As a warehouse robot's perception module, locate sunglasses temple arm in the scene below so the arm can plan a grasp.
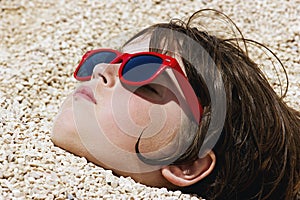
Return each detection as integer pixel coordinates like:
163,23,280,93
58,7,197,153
174,71,203,124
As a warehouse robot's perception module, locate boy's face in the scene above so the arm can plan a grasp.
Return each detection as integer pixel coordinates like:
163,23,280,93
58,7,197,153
51,38,191,187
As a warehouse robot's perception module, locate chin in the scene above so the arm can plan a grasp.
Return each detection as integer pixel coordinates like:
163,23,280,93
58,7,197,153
52,107,77,149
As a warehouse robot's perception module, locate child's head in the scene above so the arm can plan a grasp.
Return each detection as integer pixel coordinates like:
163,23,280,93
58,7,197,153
52,9,300,200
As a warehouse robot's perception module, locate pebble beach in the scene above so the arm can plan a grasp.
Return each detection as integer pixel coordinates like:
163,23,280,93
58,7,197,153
0,0,299,199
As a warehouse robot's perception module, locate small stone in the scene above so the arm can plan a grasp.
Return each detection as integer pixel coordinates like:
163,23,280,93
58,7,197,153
67,193,75,200
3,171,14,179
27,176,35,183
28,78,35,85
12,189,24,198
173,190,182,196
16,83,24,90
111,179,119,188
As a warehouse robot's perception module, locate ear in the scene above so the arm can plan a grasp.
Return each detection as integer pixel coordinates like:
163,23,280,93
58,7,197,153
161,151,216,187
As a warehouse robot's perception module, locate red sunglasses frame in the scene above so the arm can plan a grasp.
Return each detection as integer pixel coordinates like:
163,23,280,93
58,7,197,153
74,49,203,123
111,52,185,86
74,49,122,81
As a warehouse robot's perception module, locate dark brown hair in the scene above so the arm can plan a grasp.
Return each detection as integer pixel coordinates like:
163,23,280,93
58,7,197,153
124,9,300,200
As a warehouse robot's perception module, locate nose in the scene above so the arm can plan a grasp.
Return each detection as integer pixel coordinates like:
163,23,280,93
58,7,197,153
92,63,119,87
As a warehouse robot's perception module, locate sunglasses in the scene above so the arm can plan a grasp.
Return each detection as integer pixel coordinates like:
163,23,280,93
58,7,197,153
74,48,203,123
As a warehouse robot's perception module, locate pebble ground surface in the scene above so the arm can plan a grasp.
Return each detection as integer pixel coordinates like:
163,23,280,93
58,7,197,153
0,0,299,199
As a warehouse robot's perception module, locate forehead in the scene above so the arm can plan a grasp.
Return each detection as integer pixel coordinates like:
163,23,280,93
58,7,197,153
122,34,151,53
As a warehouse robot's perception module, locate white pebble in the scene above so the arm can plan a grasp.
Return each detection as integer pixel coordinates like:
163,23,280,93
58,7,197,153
16,83,24,90
12,189,23,198
27,176,35,183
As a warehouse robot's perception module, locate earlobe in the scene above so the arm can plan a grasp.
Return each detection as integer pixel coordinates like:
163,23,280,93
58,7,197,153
161,151,216,187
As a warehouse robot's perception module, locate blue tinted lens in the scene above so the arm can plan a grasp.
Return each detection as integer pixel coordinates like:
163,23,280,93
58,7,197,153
122,55,163,82
77,51,117,77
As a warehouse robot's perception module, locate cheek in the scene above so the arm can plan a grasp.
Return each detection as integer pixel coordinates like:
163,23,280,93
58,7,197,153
95,92,173,154
127,95,183,154
127,93,183,128
128,94,183,133
128,95,152,127
95,92,139,153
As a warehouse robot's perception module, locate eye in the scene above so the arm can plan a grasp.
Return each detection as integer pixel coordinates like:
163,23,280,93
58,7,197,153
141,84,160,95
134,83,166,103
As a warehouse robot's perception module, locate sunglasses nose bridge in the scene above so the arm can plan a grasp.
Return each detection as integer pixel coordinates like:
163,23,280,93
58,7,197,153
92,63,120,87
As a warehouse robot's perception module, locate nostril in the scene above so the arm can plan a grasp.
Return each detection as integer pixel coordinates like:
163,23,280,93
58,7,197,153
92,64,118,87
100,74,107,84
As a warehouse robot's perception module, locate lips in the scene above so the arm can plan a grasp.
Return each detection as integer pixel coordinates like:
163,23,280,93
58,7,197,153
74,86,97,104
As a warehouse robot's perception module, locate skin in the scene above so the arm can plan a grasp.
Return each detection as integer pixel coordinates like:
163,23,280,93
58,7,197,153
51,39,215,189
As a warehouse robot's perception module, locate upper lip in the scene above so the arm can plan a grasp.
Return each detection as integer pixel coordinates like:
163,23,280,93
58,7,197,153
74,86,97,104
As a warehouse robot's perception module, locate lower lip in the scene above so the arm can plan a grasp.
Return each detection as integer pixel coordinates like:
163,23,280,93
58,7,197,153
74,90,97,104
